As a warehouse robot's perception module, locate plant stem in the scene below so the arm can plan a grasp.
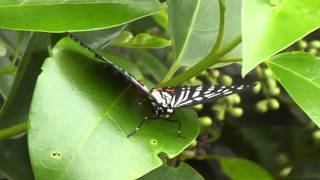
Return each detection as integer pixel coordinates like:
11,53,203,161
219,56,242,63
211,0,226,51
159,61,180,84
0,65,17,75
0,121,28,141
160,0,226,85
160,35,242,87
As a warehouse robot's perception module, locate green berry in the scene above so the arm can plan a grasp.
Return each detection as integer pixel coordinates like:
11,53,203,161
211,70,220,78
252,82,262,94
268,98,280,110
228,107,243,117
256,100,268,113
218,75,233,87
226,94,241,104
263,68,273,78
298,40,308,50
199,116,213,127
190,77,202,86
193,104,203,110
279,167,292,177
216,110,225,121
310,40,320,49
189,139,197,148
267,78,277,88
269,87,281,96
233,94,241,104
312,130,320,141
200,70,209,76
308,48,318,55
181,150,195,159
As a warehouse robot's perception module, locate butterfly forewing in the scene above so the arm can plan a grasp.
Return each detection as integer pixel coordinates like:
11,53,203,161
68,33,154,100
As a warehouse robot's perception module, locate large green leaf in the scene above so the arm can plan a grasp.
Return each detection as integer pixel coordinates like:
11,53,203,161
167,0,219,67
0,0,161,32
267,52,320,127
242,0,320,76
139,163,204,180
29,37,200,180
0,33,49,180
216,156,273,180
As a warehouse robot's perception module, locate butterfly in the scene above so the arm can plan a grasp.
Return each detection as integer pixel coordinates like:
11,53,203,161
68,33,252,138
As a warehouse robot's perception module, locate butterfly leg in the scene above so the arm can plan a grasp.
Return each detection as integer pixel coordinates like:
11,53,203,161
162,119,185,139
127,116,157,138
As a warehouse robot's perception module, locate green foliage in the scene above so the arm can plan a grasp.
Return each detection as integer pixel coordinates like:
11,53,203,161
139,163,204,180
0,0,161,32
268,52,320,126
28,38,200,180
242,0,320,75
0,0,319,179
216,156,273,180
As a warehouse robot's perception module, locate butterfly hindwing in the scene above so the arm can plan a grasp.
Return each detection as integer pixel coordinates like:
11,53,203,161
161,84,251,108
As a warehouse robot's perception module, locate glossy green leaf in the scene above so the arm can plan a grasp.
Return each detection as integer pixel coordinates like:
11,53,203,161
242,0,320,76
132,49,167,82
222,0,242,57
216,156,273,180
139,163,204,180
0,0,161,32
267,52,320,127
111,31,171,48
167,0,219,67
29,37,200,180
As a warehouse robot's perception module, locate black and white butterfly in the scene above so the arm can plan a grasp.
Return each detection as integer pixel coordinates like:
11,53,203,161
68,33,252,138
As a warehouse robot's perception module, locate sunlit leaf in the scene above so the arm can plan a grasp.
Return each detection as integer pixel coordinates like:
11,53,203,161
242,0,320,76
267,52,320,127
0,0,161,32
167,0,219,67
29,37,200,179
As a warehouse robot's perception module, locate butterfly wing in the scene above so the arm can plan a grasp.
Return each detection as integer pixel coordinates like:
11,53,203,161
164,84,252,108
68,33,154,99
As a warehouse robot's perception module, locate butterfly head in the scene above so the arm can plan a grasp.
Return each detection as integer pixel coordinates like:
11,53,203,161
155,106,174,119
